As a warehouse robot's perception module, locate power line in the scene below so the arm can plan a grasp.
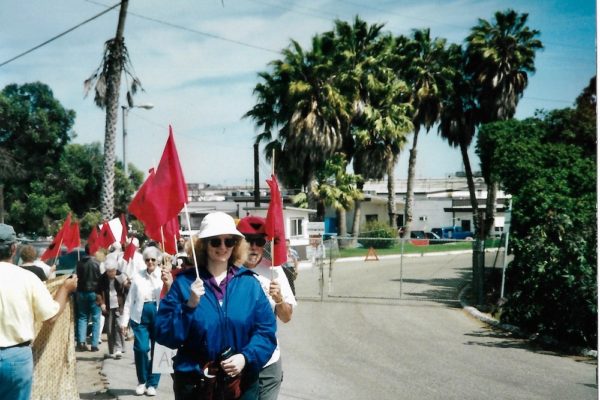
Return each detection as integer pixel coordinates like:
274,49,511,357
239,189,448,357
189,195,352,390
0,2,120,68
86,0,281,55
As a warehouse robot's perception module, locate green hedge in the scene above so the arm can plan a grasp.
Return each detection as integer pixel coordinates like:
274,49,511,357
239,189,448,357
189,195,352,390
357,221,397,249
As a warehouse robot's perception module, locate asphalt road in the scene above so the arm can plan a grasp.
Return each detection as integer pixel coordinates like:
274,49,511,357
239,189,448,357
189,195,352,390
279,253,596,400
99,252,597,399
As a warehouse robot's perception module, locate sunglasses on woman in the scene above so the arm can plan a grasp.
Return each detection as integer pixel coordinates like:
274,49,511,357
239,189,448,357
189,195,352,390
245,237,266,247
206,237,238,248
144,258,157,263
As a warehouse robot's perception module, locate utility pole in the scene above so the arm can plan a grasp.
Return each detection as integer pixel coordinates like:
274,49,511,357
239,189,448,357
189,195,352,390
122,105,129,176
0,184,4,223
253,143,260,207
99,0,129,220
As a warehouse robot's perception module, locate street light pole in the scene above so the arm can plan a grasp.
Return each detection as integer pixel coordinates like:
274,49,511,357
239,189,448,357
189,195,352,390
121,103,154,177
121,105,129,176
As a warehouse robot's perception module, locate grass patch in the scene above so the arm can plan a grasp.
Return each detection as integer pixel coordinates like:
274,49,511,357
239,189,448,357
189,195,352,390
338,241,473,258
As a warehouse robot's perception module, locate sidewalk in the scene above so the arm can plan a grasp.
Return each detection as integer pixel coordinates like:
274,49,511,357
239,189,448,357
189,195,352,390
76,334,174,399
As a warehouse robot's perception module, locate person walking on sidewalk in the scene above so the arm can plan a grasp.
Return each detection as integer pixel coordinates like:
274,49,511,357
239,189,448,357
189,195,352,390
237,216,297,400
120,246,164,396
0,223,78,400
75,244,102,352
96,257,126,359
155,211,277,400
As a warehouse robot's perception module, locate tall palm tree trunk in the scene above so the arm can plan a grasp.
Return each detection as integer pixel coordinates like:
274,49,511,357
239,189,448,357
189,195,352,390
460,139,485,304
387,163,396,227
337,208,348,248
100,0,129,220
403,130,419,237
460,141,482,236
351,182,364,247
484,181,498,237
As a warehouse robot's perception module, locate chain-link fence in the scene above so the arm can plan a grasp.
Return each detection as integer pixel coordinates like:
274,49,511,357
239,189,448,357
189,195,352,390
293,236,507,303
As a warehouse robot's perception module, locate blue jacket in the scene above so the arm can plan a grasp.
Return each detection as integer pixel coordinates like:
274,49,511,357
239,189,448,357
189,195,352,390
155,266,277,374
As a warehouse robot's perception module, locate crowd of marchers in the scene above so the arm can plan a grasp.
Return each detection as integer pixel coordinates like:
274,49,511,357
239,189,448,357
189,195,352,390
0,212,300,400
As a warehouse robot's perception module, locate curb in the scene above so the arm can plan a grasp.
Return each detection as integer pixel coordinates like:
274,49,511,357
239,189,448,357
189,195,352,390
458,284,597,358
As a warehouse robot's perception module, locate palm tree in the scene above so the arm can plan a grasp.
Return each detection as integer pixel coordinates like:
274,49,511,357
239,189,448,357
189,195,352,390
83,0,143,220
328,18,411,235
245,34,350,191
351,68,412,227
245,17,412,239
438,44,481,233
465,9,543,236
393,29,454,238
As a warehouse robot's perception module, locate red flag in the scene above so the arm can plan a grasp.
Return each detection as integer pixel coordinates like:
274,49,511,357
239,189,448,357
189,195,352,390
98,221,116,250
64,221,81,252
128,168,158,228
145,216,180,254
123,240,138,263
120,214,128,245
264,174,286,265
145,126,188,227
41,213,72,261
87,226,100,255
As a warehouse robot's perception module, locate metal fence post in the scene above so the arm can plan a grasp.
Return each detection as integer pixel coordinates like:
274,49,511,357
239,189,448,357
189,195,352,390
399,237,405,299
472,239,485,305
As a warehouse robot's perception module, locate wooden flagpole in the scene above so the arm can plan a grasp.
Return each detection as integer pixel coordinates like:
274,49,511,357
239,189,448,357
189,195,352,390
270,149,275,280
51,236,65,270
183,203,200,279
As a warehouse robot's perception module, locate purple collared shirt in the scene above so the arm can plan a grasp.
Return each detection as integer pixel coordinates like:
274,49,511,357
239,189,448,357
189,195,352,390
206,266,239,301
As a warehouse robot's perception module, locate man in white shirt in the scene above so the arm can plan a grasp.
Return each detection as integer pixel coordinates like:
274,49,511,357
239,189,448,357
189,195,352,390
0,223,77,400
237,216,297,400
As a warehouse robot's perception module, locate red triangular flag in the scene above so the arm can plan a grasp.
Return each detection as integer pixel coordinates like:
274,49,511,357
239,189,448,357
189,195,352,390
145,126,188,227
98,221,116,250
87,226,100,255
145,216,180,255
64,221,81,252
265,174,287,266
128,168,160,231
41,213,72,261
120,214,128,245
123,240,138,263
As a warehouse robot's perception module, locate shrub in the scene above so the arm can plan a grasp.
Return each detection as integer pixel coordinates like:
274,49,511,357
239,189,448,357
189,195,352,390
358,221,397,249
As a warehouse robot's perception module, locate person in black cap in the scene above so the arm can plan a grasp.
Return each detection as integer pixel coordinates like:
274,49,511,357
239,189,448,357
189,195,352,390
237,215,297,400
0,223,77,400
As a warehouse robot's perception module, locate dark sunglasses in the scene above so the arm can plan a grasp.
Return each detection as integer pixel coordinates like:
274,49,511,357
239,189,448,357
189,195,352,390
207,237,238,248
144,258,157,262
245,237,266,247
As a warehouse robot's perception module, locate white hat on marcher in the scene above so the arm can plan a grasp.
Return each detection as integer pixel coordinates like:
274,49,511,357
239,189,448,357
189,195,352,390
197,212,243,239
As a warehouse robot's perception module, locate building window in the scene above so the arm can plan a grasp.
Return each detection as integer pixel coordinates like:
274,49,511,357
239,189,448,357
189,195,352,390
290,218,303,237
366,214,378,223
461,220,471,231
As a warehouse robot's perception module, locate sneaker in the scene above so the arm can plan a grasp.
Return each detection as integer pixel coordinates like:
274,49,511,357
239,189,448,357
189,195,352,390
90,346,99,352
76,343,88,352
114,351,122,359
135,384,146,395
145,386,156,396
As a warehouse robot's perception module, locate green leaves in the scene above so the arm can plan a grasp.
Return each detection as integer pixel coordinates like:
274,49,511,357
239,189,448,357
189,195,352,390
1,82,142,236
479,84,597,348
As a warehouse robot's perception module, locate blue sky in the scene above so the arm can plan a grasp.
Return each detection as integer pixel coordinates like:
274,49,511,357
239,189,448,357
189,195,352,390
0,0,596,187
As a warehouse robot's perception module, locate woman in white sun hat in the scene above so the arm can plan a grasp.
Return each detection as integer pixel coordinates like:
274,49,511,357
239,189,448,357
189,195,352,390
155,211,277,400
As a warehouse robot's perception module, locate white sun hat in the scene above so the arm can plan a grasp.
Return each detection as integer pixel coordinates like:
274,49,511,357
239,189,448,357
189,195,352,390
197,212,244,239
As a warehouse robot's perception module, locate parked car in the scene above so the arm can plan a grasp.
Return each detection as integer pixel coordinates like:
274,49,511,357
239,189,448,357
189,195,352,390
431,226,474,240
15,241,84,276
425,232,445,244
409,230,426,239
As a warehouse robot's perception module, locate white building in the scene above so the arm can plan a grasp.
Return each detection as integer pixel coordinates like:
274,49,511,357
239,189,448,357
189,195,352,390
361,176,510,235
